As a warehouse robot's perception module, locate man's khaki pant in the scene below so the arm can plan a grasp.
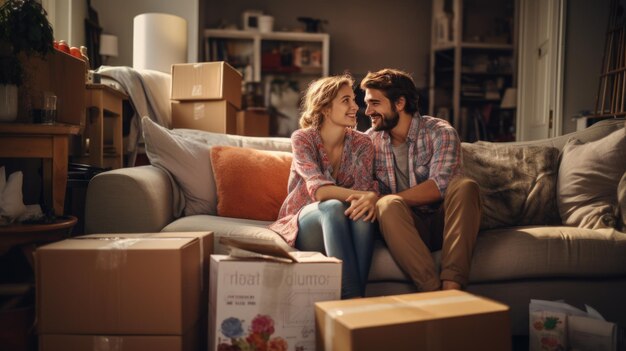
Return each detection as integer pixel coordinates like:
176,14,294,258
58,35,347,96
375,176,481,291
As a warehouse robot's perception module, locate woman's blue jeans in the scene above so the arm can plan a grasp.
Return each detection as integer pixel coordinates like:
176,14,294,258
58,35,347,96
296,199,376,299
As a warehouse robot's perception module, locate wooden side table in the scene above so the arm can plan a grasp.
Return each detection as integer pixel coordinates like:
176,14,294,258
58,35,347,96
0,123,80,216
0,216,77,351
78,84,127,169
0,216,77,264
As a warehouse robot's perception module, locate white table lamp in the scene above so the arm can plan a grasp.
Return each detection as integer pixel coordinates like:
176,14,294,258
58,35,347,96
133,13,187,73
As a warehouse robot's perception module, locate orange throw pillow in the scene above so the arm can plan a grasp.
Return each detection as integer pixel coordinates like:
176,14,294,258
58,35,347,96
211,145,292,221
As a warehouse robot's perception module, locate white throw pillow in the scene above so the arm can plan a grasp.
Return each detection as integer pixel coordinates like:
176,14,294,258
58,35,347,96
141,117,292,216
142,117,215,216
557,126,626,229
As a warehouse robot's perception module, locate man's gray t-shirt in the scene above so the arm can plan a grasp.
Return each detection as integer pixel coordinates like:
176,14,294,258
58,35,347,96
392,142,410,192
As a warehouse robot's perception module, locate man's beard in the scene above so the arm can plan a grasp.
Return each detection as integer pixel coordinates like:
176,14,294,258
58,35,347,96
372,107,400,131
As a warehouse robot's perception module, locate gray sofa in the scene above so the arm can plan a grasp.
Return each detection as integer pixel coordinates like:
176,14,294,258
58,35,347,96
84,118,626,336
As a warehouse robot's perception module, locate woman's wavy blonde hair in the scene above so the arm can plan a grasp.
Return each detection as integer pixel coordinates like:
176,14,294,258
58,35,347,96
299,74,355,129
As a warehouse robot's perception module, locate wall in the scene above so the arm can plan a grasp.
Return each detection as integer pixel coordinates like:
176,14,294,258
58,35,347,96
204,0,432,88
561,0,610,134
91,0,199,67
41,0,87,49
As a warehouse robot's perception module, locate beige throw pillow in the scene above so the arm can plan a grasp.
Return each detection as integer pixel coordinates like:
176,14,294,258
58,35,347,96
557,126,626,229
462,143,561,230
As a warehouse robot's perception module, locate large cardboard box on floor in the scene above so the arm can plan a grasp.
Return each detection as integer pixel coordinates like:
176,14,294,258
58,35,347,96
315,290,511,351
39,323,199,351
171,100,237,134
36,232,213,335
209,237,342,351
171,61,242,108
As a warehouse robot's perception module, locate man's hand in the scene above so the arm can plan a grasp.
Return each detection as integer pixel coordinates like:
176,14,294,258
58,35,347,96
345,192,378,222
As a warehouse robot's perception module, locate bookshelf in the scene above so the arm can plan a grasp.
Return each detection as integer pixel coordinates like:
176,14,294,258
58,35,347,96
204,29,329,82
429,0,517,142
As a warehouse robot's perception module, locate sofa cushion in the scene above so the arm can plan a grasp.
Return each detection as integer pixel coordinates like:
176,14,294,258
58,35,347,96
557,125,626,229
462,143,561,229
161,215,293,255
211,146,292,221
469,226,626,283
141,117,292,216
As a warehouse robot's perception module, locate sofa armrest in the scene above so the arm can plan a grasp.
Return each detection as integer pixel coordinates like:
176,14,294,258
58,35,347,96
85,166,177,234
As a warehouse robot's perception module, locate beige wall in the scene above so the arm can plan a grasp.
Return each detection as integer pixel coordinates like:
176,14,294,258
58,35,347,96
204,0,433,88
561,0,611,134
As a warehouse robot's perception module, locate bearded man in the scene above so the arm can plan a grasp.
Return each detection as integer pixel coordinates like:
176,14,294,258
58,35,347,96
355,68,482,291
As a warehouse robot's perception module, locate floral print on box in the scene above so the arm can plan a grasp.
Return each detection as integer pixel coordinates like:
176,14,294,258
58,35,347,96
219,314,288,351
530,312,566,351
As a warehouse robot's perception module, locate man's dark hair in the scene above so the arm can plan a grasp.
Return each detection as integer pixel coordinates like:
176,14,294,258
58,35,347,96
360,68,420,115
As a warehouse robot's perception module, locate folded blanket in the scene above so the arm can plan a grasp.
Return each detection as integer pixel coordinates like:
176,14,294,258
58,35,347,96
96,66,172,166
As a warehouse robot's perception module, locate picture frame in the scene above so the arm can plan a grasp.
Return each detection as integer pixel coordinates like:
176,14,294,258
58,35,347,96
242,10,263,31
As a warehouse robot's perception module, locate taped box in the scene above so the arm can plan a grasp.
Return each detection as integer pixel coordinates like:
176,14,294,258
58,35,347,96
171,61,242,108
171,100,237,134
315,290,511,351
209,237,342,351
39,322,199,351
529,299,620,351
36,232,213,336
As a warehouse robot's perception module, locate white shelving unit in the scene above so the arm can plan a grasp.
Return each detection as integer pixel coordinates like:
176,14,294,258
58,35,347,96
203,29,329,82
203,29,330,137
429,0,517,142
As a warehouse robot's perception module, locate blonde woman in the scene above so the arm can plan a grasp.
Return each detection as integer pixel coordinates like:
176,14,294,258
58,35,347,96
269,74,379,299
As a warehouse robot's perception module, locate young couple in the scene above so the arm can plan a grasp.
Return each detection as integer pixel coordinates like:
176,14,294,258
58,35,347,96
269,69,481,299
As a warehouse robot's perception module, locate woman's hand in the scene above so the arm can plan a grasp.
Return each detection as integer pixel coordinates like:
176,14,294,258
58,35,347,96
345,191,378,222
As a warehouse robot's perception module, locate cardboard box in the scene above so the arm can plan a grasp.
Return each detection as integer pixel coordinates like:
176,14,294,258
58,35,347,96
209,238,342,351
237,109,270,137
315,290,511,351
171,61,242,108
18,50,86,126
171,100,237,134
36,232,213,335
529,299,619,351
39,324,198,351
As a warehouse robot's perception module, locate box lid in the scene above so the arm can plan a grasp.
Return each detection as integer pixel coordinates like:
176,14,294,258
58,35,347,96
317,290,509,328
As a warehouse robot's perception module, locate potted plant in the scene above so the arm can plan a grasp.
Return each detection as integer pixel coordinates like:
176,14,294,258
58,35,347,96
0,0,53,121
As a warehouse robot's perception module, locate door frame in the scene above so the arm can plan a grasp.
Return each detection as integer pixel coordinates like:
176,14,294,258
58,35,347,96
517,0,566,140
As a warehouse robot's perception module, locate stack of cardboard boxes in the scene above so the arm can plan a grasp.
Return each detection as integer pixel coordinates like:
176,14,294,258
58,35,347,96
170,62,270,137
35,231,514,351
36,232,213,351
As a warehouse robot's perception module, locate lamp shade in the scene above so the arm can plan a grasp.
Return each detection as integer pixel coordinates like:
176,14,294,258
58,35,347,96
100,34,118,57
133,13,187,73
500,88,517,109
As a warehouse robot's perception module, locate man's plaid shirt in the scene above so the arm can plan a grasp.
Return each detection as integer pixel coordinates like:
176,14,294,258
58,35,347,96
366,114,463,209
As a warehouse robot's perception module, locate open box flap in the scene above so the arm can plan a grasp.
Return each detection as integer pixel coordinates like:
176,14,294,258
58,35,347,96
219,237,340,263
